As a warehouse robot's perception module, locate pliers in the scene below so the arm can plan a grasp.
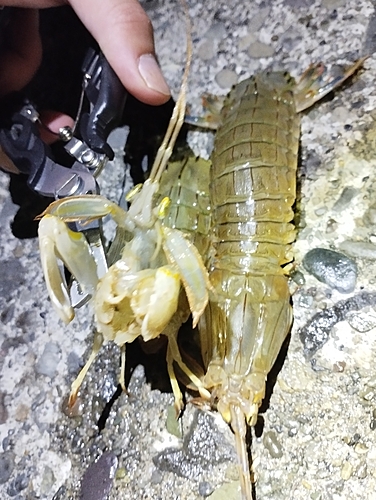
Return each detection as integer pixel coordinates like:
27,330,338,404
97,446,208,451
0,48,127,306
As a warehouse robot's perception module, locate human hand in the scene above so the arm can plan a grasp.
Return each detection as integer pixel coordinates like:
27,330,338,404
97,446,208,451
0,0,171,172
0,0,171,104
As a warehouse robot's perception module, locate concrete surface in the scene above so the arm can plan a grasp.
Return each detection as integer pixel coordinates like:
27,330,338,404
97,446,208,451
1,0,376,499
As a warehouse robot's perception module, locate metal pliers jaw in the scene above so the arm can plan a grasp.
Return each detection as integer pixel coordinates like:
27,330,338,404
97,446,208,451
0,48,127,307
0,103,98,198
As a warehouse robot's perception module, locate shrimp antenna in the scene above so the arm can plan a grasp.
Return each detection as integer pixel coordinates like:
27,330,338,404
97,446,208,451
149,0,192,184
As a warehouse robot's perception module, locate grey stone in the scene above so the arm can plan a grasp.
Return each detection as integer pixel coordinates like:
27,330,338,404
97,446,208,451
248,41,275,58
332,187,358,212
0,260,26,298
80,452,118,500
302,248,357,293
199,480,214,497
215,69,238,89
204,23,227,40
0,393,8,424
6,473,28,496
198,39,216,61
339,240,376,260
0,452,15,484
35,342,62,378
263,431,283,459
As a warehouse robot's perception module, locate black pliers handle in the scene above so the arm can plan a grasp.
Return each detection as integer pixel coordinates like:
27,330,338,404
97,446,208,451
0,48,127,198
78,48,127,161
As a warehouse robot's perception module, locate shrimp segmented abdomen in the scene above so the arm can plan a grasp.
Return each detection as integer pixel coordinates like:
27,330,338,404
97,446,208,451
198,72,300,499
202,72,299,403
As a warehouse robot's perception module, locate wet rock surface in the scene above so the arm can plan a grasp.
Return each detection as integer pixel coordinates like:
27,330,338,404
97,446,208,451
80,452,118,500
1,1,376,500
299,292,376,357
153,411,236,479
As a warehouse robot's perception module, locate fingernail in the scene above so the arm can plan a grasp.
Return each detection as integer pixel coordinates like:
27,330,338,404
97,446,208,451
138,54,171,96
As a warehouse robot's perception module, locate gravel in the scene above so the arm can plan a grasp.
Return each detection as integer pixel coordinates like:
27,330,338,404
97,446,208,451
1,1,376,499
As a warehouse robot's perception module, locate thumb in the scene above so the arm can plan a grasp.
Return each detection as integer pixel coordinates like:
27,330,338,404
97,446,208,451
69,0,171,106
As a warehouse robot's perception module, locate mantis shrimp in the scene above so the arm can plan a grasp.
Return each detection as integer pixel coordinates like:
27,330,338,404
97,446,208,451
190,58,367,499
36,12,366,496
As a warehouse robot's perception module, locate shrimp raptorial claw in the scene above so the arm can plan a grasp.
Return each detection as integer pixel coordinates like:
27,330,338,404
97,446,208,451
38,213,98,324
38,188,211,409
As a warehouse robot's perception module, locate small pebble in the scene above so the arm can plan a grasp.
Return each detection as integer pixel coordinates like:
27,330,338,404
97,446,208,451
290,270,305,286
115,467,127,480
326,218,338,234
80,452,118,500
333,361,346,372
127,364,146,394
357,463,368,479
35,342,62,378
363,205,376,226
198,40,216,61
205,23,227,40
347,311,376,333
31,391,46,411
0,452,15,484
150,469,162,485
204,480,240,499
198,480,214,497
166,405,182,438
0,304,15,325
299,293,313,308
247,7,271,31
225,464,239,481
40,466,55,496
215,69,238,89
314,206,327,217
14,404,29,422
302,248,357,293
360,386,376,401
367,378,376,390
52,485,67,499
288,427,298,437
263,431,283,458
354,443,369,454
332,187,358,212
248,41,275,58
0,393,8,424
238,33,256,51
339,240,376,260
364,10,376,55
67,351,83,375
340,460,353,480
7,473,29,495
322,0,347,8
301,480,312,490
284,0,311,7
310,492,322,500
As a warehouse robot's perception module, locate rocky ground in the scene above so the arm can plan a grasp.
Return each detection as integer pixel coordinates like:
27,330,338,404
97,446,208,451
1,0,376,499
